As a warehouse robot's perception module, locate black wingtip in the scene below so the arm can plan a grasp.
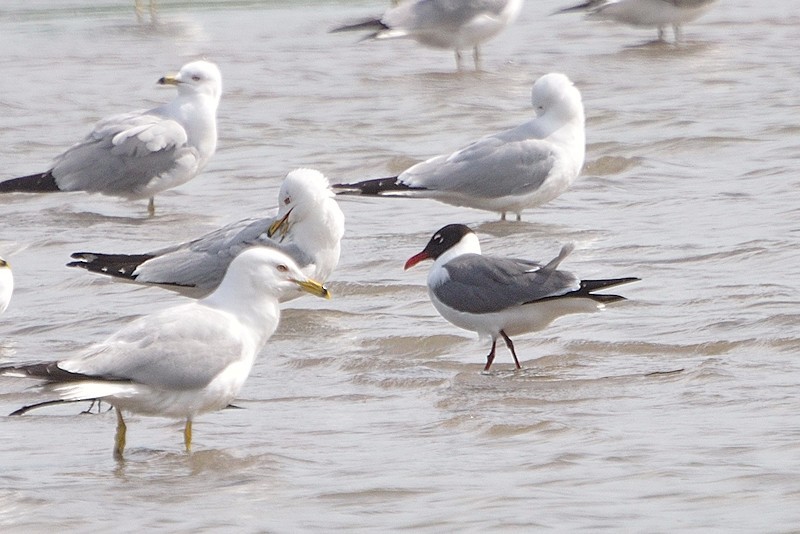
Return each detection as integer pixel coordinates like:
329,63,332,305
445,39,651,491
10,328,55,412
551,1,597,15
66,252,155,280
332,176,424,196
0,171,61,193
579,277,640,303
330,18,388,34
10,399,69,416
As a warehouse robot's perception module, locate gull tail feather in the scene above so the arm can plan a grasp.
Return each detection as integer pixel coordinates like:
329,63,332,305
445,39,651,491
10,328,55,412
0,171,61,193
332,176,425,196
543,243,576,271
67,252,155,281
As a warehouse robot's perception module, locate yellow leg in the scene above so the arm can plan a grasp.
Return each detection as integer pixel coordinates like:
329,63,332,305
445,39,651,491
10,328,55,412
114,408,127,460
147,197,155,217
184,419,192,453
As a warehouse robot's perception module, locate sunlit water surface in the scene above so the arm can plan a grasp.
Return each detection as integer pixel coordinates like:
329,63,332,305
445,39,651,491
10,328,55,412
1,0,798,531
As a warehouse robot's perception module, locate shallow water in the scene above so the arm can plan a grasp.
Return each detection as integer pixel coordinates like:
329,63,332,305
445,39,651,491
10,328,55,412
1,0,799,531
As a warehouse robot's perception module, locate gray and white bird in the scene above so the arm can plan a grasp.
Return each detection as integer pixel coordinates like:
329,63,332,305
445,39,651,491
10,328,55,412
554,0,718,42
68,168,345,299
404,224,638,371
0,257,12,314
331,0,524,70
0,60,222,215
334,73,585,221
1,247,330,459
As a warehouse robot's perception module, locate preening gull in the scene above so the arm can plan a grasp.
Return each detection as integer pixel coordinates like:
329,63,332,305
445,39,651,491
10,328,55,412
68,168,345,299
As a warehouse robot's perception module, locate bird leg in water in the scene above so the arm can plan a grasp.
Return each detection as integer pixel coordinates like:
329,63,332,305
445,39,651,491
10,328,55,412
500,330,521,370
114,408,127,460
484,338,498,372
184,419,192,452
148,197,155,217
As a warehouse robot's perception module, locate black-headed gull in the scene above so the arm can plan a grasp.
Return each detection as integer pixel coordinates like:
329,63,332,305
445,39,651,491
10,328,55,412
405,224,638,371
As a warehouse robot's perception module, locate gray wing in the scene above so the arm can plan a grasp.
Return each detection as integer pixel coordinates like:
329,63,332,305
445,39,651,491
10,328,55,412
387,0,512,30
399,132,557,199
59,303,245,390
668,0,716,7
432,254,580,314
135,216,278,289
51,109,199,198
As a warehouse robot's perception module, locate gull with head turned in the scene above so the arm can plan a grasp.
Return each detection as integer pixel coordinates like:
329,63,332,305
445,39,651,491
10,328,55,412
68,168,345,300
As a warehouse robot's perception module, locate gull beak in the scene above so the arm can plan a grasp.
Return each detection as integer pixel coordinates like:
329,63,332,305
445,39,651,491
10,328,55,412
404,250,429,270
158,73,180,86
294,277,331,299
267,208,293,239
0,259,8,268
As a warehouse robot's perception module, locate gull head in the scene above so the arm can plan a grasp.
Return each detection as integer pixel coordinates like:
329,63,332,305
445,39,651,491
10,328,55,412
0,256,13,314
530,73,583,122
269,168,343,242
158,60,222,104
213,247,330,303
405,224,481,270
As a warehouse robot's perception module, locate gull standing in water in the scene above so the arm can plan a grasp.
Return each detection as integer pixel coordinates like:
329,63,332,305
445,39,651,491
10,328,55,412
334,73,585,221
404,224,638,371
0,60,222,215
554,0,718,42
0,257,12,314
1,248,330,459
331,0,524,69
68,169,345,299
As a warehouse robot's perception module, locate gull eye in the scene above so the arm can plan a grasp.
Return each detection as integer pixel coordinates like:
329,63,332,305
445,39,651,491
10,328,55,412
277,264,288,273
283,196,291,205
192,75,201,82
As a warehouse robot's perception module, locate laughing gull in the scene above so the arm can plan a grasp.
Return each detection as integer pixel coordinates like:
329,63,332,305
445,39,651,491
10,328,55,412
0,60,221,215
0,257,12,314
554,0,718,42
333,73,585,221
404,224,639,371
331,0,524,69
68,168,345,300
1,248,330,459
